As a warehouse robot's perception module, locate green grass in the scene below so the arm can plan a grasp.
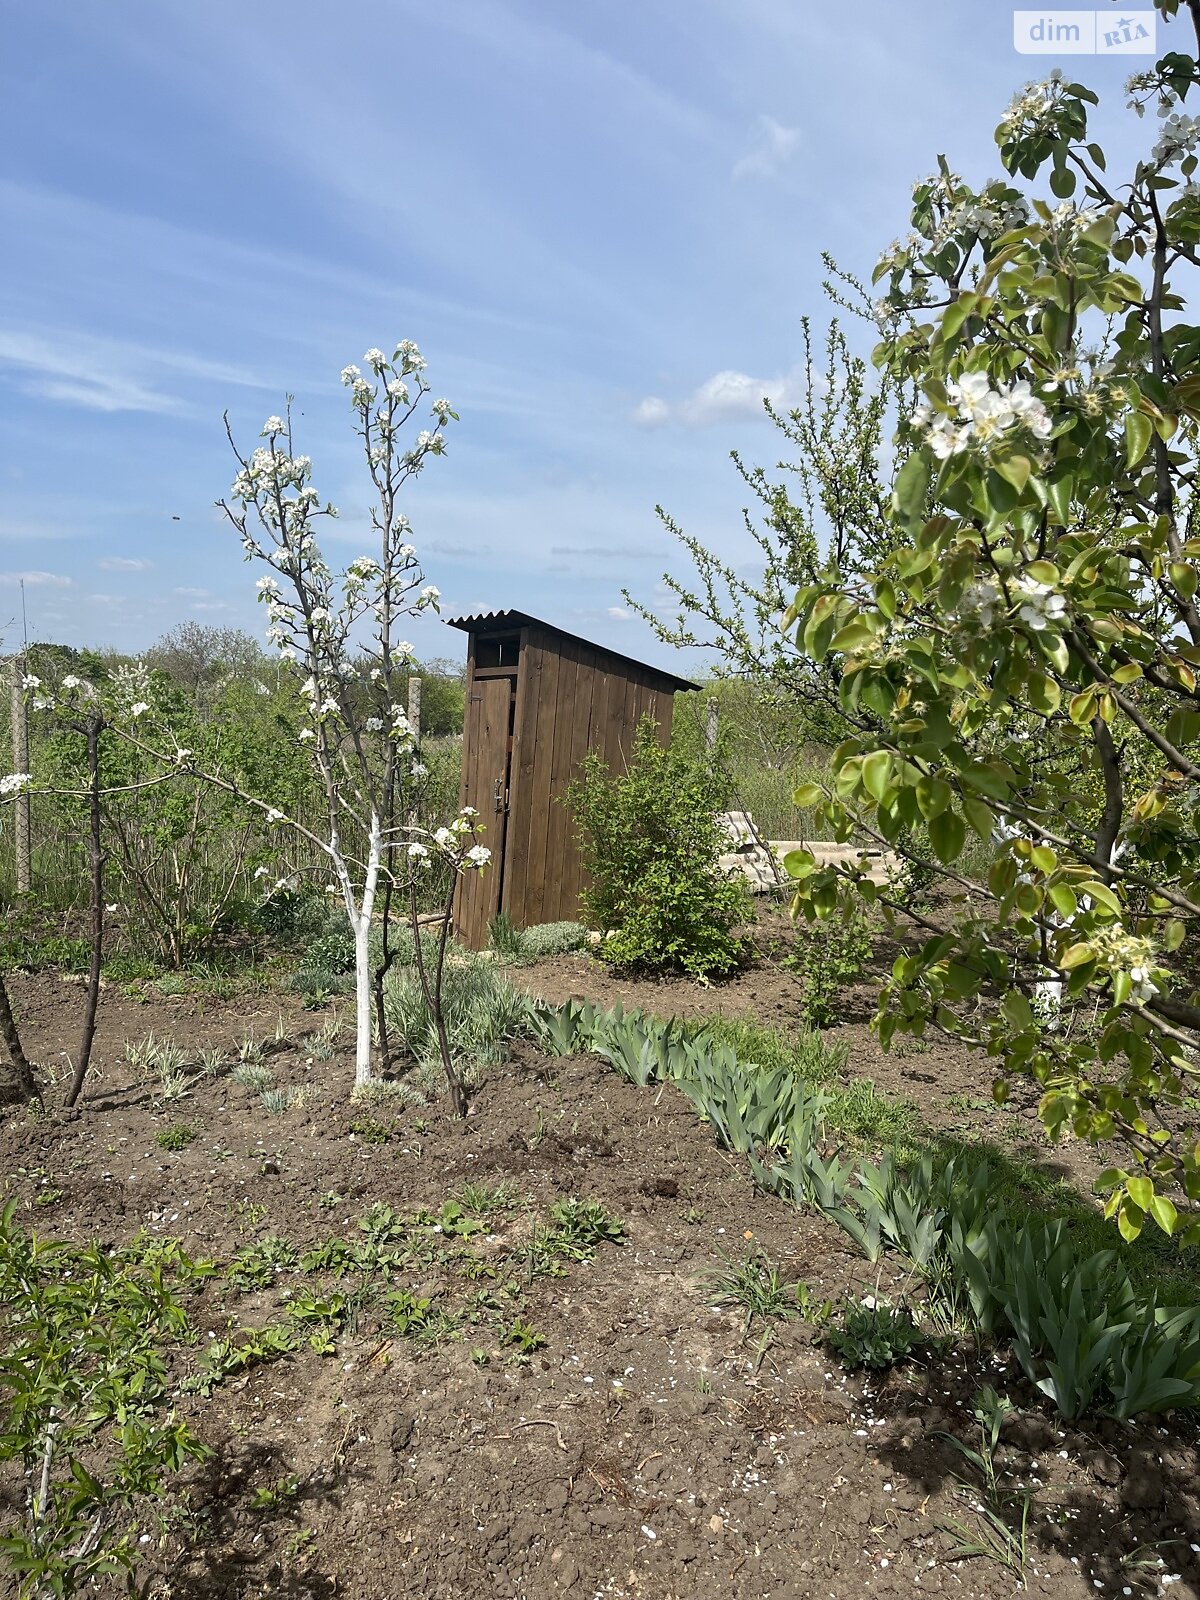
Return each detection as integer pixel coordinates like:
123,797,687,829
679,1015,848,1085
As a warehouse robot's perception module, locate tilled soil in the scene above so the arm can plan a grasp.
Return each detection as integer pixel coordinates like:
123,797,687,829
0,975,1198,1599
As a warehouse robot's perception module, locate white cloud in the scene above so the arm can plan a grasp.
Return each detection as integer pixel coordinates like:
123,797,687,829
173,586,209,597
99,556,154,572
732,115,800,181
607,605,631,620
0,570,74,587
633,396,670,427
635,368,796,428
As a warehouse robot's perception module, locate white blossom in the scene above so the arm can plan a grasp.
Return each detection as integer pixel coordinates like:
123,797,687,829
262,416,285,435
265,807,285,824
130,701,151,719
0,773,31,796
466,844,491,867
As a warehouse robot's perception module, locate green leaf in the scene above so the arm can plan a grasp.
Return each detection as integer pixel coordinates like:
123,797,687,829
1125,411,1153,467
862,750,893,804
793,783,824,809
892,451,931,529
1150,1194,1179,1236
995,454,1032,493
928,807,966,864
1126,1175,1154,1212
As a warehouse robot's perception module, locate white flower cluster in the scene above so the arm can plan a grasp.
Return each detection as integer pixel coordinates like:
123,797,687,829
1087,926,1160,1005
1046,201,1101,237
407,807,489,872
913,373,1052,460
998,71,1064,139
0,773,31,796
956,572,1067,634
1153,111,1200,167
231,446,317,504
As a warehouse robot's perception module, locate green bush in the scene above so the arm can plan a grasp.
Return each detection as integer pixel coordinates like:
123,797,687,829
566,718,750,980
782,906,873,1027
488,915,587,963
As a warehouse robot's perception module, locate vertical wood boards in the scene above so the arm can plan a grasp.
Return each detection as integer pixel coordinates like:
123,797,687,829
454,620,690,942
453,673,512,948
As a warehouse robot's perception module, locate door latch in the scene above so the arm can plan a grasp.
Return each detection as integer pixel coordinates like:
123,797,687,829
493,777,506,813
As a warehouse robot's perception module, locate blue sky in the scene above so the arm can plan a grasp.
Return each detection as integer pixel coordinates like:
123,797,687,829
0,0,1172,672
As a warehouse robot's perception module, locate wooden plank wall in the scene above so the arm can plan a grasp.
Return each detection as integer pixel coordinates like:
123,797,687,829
502,625,680,930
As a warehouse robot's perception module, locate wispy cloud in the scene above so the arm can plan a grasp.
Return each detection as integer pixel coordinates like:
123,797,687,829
732,115,800,181
99,556,154,572
0,570,74,587
634,367,797,427
0,327,264,415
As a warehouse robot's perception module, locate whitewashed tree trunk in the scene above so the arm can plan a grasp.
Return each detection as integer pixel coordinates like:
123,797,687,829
333,812,382,1090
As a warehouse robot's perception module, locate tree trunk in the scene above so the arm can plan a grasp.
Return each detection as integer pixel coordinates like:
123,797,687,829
65,712,104,1109
351,813,382,1090
0,970,39,1108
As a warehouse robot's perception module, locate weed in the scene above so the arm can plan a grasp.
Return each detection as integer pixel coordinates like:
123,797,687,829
938,1387,1032,1581
155,1120,201,1152
261,1086,306,1114
387,1288,458,1342
707,1247,812,1330
456,1182,515,1216
225,1236,299,1292
251,1474,301,1513
826,1295,921,1370
232,1062,273,1092
348,1114,399,1144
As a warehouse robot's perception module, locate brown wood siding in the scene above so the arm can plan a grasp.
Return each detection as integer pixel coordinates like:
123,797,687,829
456,619,690,940
453,672,511,948
502,627,540,929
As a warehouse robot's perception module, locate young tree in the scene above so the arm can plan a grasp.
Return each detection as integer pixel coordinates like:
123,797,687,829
207,342,488,1101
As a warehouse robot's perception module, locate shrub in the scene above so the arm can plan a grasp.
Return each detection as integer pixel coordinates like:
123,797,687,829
782,907,873,1028
488,915,587,963
566,718,750,980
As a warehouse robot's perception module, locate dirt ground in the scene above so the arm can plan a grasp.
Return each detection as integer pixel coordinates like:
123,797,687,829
1,969,1199,1600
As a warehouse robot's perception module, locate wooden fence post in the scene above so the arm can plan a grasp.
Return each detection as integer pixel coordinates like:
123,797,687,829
705,695,719,752
407,675,422,738
10,657,30,894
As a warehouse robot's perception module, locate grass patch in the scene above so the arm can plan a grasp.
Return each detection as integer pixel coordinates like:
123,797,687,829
679,1016,848,1086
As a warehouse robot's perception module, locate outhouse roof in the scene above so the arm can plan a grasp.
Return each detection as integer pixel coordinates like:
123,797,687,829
444,609,700,694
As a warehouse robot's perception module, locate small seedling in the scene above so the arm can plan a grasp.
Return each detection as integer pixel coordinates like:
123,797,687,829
232,1062,273,1092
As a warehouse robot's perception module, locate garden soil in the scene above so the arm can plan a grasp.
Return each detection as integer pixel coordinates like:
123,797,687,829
1,972,1198,1600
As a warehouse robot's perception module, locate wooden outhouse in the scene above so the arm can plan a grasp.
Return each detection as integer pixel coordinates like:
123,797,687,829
446,610,698,949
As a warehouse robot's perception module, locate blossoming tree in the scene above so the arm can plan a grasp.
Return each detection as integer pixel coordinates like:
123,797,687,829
203,343,489,1105
782,5,1200,1242
638,2,1200,1242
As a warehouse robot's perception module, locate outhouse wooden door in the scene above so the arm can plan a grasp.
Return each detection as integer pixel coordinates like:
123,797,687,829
455,674,512,939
